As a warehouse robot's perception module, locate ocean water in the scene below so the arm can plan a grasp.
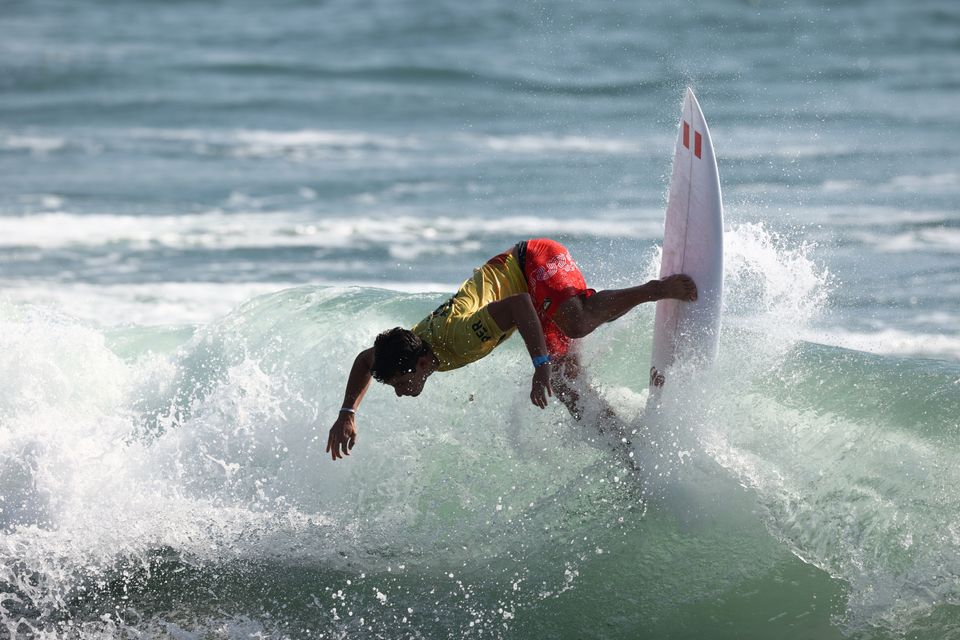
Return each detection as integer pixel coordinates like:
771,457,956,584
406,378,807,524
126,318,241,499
1,0,959,637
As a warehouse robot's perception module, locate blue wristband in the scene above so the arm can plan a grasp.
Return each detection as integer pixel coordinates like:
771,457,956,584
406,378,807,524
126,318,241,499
532,354,551,368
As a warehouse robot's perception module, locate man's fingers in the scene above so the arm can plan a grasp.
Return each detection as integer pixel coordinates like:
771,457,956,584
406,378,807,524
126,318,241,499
531,381,553,408
329,430,342,461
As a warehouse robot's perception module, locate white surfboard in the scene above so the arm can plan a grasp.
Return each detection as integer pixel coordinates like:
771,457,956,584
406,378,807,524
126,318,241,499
649,88,724,390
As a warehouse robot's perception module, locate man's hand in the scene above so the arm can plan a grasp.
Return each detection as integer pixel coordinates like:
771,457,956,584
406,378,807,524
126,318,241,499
531,363,553,408
326,412,357,461
659,274,697,302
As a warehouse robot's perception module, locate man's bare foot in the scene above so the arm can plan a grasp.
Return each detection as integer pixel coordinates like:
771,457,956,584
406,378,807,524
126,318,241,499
660,274,697,301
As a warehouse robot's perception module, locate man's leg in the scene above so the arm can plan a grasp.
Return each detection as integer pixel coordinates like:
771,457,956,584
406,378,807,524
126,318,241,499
553,274,697,340
552,351,625,431
552,351,638,465
551,352,585,419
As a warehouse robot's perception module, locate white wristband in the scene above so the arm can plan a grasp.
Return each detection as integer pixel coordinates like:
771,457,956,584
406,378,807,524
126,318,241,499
339,407,356,414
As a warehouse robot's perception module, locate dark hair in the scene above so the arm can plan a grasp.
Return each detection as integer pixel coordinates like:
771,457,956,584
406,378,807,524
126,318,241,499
370,328,431,383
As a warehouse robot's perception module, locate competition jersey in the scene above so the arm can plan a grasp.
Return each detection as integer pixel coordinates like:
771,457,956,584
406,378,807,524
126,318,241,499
411,251,527,371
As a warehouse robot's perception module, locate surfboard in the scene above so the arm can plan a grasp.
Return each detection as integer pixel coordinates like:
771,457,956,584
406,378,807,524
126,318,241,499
649,87,724,390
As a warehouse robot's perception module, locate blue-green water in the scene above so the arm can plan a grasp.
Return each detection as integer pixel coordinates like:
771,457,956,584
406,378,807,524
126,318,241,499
1,0,959,637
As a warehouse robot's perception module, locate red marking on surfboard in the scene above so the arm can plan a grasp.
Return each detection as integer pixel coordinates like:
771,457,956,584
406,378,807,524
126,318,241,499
694,131,702,158
682,121,690,148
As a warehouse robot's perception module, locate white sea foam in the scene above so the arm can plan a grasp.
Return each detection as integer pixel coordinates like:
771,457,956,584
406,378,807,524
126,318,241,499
4,126,660,163
15,193,65,210
468,133,636,155
232,129,421,150
833,207,952,226
807,327,960,361
0,133,68,155
819,179,861,193
0,304,339,635
723,222,830,337
856,227,960,253
141,127,650,157
125,127,421,151
818,173,959,196
754,204,954,228
881,172,960,193
0,211,662,251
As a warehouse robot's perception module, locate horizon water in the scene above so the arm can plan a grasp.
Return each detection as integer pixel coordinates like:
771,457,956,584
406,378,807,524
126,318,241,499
2,0,960,638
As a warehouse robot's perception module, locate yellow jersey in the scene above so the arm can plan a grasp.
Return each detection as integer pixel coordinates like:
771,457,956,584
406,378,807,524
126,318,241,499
411,251,527,371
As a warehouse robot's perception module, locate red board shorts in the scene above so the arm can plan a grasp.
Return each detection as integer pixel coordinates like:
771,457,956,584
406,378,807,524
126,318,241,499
517,238,595,357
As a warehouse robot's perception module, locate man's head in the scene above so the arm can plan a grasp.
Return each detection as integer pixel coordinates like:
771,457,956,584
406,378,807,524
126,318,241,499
371,328,435,397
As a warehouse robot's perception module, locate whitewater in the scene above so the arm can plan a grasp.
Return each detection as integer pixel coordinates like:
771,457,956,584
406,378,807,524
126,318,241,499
0,223,957,637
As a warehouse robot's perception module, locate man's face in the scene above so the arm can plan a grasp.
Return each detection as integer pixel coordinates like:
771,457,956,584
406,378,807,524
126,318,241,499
386,356,431,397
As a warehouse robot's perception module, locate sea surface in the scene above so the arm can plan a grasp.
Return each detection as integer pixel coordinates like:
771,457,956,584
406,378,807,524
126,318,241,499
1,0,959,637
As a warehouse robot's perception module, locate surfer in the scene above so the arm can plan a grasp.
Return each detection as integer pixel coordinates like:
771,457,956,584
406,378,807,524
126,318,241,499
327,238,696,460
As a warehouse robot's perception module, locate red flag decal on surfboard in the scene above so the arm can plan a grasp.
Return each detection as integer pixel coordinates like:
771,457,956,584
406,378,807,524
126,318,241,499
682,121,703,159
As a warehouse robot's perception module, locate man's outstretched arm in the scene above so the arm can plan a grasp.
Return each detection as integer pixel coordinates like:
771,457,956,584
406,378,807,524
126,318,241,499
487,293,553,409
326,347,373,461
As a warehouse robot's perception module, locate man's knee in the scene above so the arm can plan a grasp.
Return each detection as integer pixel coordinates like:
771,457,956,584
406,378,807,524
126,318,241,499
562,320,591,339
554,299,591,339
